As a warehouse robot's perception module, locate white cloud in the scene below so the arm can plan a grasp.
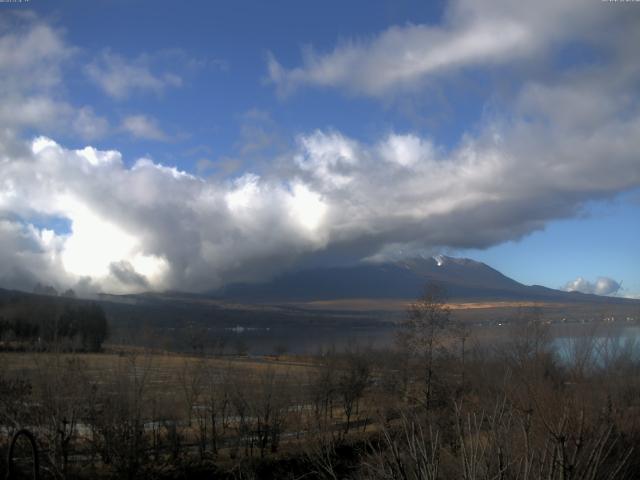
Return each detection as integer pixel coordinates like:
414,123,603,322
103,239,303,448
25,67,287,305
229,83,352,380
564,277,621,296
0,16,72,90
0,4,639,294
73,106,110,141
1,64,639,294
0,219,68,292
2,13,640,293
379,134,435,167
86,50,182,99
0,132,334,293
122,114,169,141
0,16,109,141
268,0,603,97
0,96,109,141
294,131,359,189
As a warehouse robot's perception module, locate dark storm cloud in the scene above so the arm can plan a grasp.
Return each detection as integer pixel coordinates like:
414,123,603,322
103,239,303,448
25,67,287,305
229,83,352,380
109,261,150,288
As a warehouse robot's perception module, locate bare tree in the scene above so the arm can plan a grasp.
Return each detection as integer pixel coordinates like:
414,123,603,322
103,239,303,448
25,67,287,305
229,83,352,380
398,283,451,410
30,354,92,479
251,368,290,456
337,353,370,434
308,356,338,435
177,357,205,427
451,321,471,398
90,352,153,479
303,433,341,480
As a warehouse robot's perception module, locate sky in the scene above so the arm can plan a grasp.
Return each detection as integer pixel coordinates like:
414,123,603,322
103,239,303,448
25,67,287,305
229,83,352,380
0,0,638,297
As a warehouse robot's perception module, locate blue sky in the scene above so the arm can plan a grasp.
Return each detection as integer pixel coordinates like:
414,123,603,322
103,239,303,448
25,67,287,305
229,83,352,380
0,0,638,296
462,190,640,296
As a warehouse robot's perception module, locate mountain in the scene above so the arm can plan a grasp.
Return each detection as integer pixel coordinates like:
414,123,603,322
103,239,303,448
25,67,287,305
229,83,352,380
215,256,636,305
3,257,637,348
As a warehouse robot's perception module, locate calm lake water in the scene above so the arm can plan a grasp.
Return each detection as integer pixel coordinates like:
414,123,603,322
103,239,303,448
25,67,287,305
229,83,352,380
119,322,640,357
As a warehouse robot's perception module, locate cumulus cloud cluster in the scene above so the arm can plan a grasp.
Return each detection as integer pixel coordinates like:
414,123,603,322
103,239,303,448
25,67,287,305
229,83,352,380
0,132,333,293
563,277,621,297
2,88,639,293
0,4,639,294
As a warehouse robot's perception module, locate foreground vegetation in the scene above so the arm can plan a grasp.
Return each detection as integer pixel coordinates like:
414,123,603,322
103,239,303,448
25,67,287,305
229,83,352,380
2,294,640,479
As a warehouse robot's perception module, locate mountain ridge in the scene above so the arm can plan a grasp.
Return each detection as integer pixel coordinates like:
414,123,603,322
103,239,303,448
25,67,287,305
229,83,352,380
2,256,636,308
212,255,637,305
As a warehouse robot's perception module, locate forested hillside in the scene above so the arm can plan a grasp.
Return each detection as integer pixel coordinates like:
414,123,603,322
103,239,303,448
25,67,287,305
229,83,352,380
0,288,108,351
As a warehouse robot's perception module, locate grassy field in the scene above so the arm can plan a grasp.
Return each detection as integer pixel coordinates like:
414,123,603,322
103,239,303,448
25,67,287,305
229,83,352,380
2,347,314,366
3,324,640,479
289,298,640,323
294,298,551,312
0,348,365,409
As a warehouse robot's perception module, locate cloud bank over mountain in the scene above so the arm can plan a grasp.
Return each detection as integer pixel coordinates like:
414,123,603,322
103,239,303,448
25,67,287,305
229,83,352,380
2,104,638,293
0,4,639,294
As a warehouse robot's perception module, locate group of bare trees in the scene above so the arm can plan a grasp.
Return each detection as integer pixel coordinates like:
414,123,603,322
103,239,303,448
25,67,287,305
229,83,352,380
2,285,640,479
357,285,640,480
